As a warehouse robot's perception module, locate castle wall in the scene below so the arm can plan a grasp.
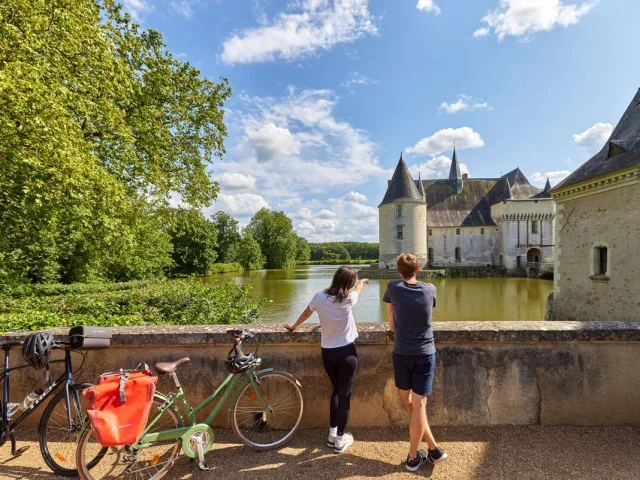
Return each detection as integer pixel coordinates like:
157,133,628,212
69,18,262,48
550,182,640,321
378,201,427,268
427,226,495,266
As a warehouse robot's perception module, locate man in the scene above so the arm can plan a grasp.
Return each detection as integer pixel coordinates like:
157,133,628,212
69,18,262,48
383,253,447,472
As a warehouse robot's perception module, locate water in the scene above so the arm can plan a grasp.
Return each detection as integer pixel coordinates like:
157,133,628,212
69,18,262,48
206,265,553,323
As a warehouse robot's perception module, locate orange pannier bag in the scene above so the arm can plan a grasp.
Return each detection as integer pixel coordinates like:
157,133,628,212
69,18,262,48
82,368,157,447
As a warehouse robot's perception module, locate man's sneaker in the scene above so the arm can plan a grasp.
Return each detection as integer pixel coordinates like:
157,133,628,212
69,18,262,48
427,446,448,464
406,449,428,472
333,433,354,454
327,434,335,448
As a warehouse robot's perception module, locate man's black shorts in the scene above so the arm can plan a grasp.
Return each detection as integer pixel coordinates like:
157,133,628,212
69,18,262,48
392,352,436,396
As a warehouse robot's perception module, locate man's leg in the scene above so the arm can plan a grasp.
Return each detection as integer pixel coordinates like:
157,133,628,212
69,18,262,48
409,393,427,458
398,389,436,449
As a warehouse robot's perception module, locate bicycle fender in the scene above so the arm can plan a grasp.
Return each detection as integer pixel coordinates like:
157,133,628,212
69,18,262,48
226,368,274,423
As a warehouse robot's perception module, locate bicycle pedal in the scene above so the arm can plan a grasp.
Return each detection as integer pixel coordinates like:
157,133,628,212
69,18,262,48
198,462,210,471
12,445,30,457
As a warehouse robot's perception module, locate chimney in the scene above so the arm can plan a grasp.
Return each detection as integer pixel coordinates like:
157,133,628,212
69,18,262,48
462,173,469,179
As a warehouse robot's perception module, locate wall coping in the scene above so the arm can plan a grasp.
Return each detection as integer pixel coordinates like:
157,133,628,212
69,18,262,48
3,321,640,346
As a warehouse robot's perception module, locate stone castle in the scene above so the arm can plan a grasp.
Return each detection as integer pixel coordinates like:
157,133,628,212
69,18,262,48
378,149,555,275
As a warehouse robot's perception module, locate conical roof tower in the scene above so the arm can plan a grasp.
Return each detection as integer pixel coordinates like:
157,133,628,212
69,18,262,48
449,144,463,193
379,153,423,205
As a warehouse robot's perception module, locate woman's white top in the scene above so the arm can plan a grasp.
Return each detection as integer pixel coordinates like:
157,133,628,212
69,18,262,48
308,290,359,349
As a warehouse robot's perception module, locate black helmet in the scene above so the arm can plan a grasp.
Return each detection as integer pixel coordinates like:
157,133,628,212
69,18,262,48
22,332,54,370
225,352,254,374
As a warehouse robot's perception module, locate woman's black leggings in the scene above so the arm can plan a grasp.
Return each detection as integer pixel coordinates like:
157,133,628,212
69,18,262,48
321,343,358,436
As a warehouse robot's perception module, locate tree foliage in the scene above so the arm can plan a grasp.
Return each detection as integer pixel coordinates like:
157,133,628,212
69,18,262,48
211,211,241,263
295,236,311,262
229,232,264,271
246,208,298,269
309,242,379,261
0,0,231,283
166,208,218,276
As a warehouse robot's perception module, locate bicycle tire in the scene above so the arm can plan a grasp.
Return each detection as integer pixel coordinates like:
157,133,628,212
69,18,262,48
231,370,304,451
39,382,105,477
75,393,182,480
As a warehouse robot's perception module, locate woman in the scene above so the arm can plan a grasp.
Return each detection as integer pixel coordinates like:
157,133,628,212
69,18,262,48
284,266,369,454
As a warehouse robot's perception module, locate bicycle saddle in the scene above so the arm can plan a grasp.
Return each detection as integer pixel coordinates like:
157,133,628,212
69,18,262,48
155,357,190,374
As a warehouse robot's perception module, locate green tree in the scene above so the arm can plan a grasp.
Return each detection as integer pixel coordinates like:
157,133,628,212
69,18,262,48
0,0,231,283
229,232,264,270
295,236,311,262
211,211,241,263
246,209,298,269
166,208,218,276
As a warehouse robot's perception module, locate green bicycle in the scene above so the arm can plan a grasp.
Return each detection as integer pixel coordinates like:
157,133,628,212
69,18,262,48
75,329,305,479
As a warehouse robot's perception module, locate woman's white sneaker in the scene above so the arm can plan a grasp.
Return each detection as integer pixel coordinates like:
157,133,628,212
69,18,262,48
327,434,336,448
333,433,354,454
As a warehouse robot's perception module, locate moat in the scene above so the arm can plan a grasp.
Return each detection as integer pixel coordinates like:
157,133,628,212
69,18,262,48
206,265,553,323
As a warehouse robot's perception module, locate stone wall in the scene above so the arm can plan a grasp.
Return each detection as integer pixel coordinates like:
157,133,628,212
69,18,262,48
5,322,640,428
551,183,640,320
427,226,495,266
378,202,427,268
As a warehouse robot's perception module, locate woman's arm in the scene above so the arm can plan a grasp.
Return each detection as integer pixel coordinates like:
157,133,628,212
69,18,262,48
386,303,395,332
353,278,370,297
284,306,313,332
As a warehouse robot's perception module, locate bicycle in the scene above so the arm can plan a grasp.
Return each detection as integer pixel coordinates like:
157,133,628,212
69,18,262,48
1,331,109,477
76,329,305,480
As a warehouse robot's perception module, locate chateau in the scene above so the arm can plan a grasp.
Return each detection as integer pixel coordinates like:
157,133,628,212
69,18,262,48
378,149,555,275
548,88,640,320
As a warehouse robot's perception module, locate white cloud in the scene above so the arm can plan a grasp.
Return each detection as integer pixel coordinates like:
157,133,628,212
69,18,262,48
171,0,194,17
216,173,257,192
409,155,470,179
220,0,378,64
439,94,491,114
573,122,612,153
342,191,368,203
529,170,572,186
406,127,485,156
120,0,152,19
475,0,595,41
416,0,441,15
209,193,269,217
244,122,301,162
317,209,337,218
341,72,377,88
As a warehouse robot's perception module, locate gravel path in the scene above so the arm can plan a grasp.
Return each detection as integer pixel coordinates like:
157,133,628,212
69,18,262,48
2,425,640,479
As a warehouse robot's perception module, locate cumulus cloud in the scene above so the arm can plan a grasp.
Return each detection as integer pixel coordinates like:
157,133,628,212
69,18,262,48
439,94,491,114
416,0,441,15
342,191,368,203
120,0,153,19
244,122,301,162
409,155,470,179
406,127,485,156
529,170,572,187
317,209,337,218
216,173,257,192
341,72,377,89
220,0,378,64
573,122,613,153
474,0,595,41
209,193,269,217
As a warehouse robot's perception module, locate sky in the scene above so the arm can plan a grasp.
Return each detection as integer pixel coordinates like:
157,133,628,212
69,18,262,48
123,0,640,242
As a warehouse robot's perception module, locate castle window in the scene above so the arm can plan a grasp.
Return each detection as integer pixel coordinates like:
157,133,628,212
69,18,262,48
456,228,461,235
397,225,403,240
428,248,434,263
531,221,538,234
397,205,403,218
516,256,521,268
499,255,504,266
481,228,485,235
455,247,462,262
596,247,608,276
428,228,433,236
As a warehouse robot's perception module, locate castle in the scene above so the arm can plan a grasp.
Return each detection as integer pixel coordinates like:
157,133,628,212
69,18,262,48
378,149,555,275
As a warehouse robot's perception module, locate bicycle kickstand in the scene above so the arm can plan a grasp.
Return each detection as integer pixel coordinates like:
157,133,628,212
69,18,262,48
10,432,30,457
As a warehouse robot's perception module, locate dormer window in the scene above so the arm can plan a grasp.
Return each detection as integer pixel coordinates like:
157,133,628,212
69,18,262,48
396,205,403,218
608,141,626,158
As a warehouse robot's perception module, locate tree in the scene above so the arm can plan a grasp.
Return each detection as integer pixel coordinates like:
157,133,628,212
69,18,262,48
295,236,311,262
166,208,218,276
211,211,241,263
0,0,231,283
246,209,298,269
229,233,264,270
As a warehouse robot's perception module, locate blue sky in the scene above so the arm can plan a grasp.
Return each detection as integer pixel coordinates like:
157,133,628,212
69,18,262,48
124,0,640,241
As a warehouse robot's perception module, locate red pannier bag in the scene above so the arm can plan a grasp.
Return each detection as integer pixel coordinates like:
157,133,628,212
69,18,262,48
82,368,157,447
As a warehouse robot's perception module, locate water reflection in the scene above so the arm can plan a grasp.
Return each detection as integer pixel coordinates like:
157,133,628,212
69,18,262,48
204,265,553,324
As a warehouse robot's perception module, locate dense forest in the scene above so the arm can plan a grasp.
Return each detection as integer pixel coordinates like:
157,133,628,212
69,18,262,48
309,242,379,261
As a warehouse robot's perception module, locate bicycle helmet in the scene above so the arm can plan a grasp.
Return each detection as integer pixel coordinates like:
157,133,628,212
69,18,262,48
22,332,54,370
225,352,255,374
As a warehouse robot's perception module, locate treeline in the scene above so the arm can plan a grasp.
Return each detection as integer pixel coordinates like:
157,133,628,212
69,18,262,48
309,242,379,261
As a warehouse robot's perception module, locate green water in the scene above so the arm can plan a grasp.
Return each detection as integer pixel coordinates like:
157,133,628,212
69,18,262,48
206,265,553,323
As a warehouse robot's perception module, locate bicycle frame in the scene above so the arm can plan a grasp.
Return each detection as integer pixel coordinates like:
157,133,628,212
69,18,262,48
0,345,81,451
137,366,274,448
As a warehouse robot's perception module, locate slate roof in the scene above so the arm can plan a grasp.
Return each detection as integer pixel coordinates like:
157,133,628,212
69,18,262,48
555,88,640,190
449,146,461,180
379,153,424,205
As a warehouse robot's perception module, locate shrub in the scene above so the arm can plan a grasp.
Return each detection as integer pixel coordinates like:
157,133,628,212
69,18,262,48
207,263,244,274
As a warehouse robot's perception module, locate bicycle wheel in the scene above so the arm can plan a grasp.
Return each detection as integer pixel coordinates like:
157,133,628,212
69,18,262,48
231,370,304,451
39,382,105,477
76,394,182,480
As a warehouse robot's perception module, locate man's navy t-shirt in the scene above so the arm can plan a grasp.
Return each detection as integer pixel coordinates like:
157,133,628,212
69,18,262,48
383,280,436,356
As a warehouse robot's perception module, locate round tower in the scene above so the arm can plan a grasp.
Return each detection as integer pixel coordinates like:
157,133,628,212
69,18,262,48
378,153,428,269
